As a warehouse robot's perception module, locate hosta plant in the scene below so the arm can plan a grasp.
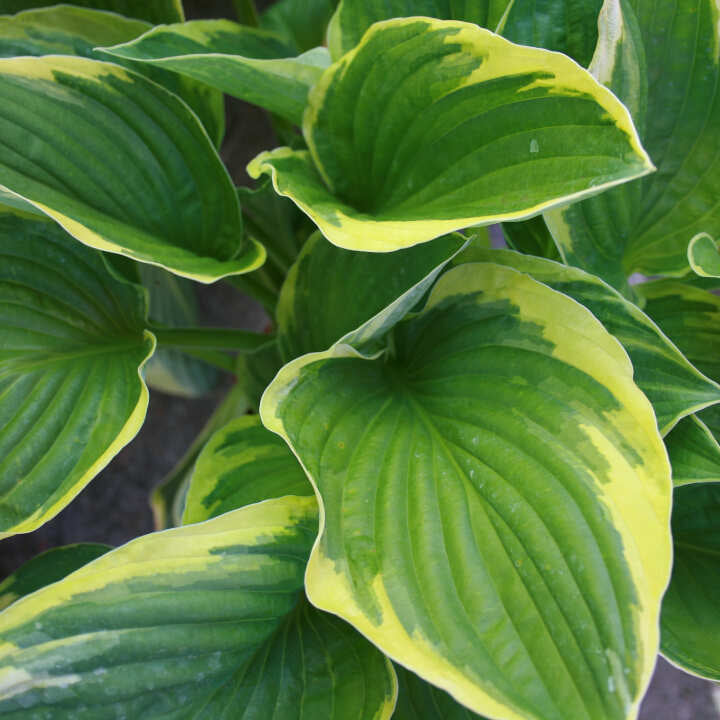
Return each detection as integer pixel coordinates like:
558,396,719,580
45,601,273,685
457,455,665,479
0,0,719,718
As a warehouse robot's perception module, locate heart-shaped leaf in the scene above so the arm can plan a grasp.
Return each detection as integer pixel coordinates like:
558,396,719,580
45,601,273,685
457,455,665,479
660,482,720,681
0,55,262,282
0,212,154,537
250,17,652,253
262,262,672,720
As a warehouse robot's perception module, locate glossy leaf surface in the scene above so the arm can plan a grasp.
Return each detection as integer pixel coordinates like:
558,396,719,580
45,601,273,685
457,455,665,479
101,20,330,125
0,0,184,24
660,482,720,681
470,248,720,434
183,416,312,524
0,55,261,282
0,544,110,611
665,415,720,487
0,213,154,538
277,231,466,361
262,262,672,720
250,17,652,252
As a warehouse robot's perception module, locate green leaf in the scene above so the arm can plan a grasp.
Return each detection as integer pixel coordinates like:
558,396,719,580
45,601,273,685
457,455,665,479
183,416,312,524
262,262,672,720
549,0,720,288
327,0,511,60
0,55,262,282
0,544,110,612
249,17,653,253
235,339,283,412
0,212,154,538
660,482,720,681
638,281,720,384
277,231,467,361
502,216,560,261
688,232,720,278
0,496,398,719
466,248,720,434
138,265,219,398
501,0,604,67
261,0,336,53
0,0,184,24
100,20,330,125
0,5,226,148
394,664,486,719
150,384,251,530
665,415,720,487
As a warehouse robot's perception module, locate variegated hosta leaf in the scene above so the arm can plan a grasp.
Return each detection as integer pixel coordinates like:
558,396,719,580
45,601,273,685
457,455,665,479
0,544,110,612
100,20,330,125
150,384,251,530
665,415,720,487
0,0,184,24
0,55,263,282
249,17,652,253
394,664,486,719
327,0,511,59
138,265,218,398
638,281,720,384
0,5,225,148
0,212,154,538
262,262,672,720
500,0,604,67
183,416,312,525
660,482,720,681
688,233,720,279
261,0,336,53
549,0,720,288
467,248,720,434
277,231,466,361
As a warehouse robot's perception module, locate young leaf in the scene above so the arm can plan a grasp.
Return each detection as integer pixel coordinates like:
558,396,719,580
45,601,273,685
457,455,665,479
183,416,312,525
0,497,397,719
262,262,672,720
0,55,263,282
0,5,225,148
100,20,330,125
660,482,720,681
466,248,720,434
138,265,219,398
638,281,720,384
277,231,467,361
0,544,110,611
394,663,486,719
0,212,154,538
501,0,604,67
327,0,511,59
665,415,720,487
250,18,653,253
688,233,720,279
0,0,184,24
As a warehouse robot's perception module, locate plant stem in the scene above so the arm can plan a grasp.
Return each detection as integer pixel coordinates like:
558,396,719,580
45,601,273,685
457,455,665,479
151,326,271,352
233,0,259,26
179,348,237,373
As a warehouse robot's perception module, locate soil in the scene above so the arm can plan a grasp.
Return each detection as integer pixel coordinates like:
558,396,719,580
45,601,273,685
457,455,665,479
0,1,717,717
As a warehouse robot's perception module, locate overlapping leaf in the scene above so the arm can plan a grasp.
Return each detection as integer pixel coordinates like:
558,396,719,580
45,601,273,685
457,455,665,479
665,415,720,487
0,0,184,24
547,0,720,289
183,416,312,525
660,482,720,681
0,55,262,282
0,544,110,611
250,17,652,252
100,20,330,125
688,233,720,279
468,248,720,434
261,0,337,53
277,231,466,361
0,5,225,148
0,212,154,538
262,262,672,720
